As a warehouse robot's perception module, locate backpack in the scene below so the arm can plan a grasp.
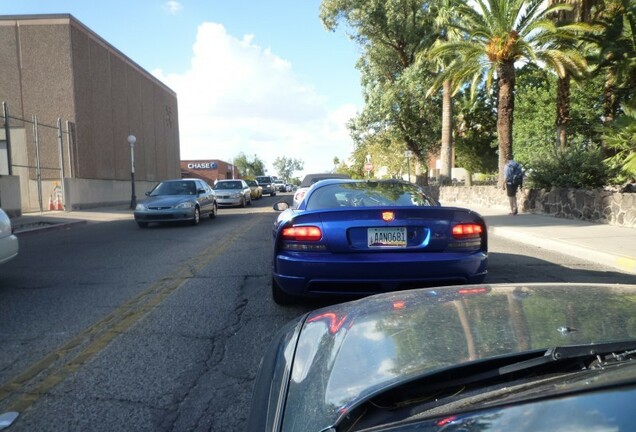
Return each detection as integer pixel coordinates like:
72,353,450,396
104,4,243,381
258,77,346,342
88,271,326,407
507,161,523,186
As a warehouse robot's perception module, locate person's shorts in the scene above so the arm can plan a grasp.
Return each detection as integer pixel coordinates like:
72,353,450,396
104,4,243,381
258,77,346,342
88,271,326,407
506,183,519,197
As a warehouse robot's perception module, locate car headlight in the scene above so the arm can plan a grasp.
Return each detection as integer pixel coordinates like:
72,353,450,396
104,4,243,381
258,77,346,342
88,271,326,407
232,193,242,198
176,202,194,209
135,203,147,210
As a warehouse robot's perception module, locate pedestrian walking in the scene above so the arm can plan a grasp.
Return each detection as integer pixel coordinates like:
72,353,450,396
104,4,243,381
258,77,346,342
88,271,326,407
504,159,523,215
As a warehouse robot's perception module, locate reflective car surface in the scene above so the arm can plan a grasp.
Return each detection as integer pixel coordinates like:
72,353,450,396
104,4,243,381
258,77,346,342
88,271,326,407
293,172,351,208
246,179,263,200
271,179,487,304
214,179,252,207
255,175,277,196
248,283,636,432
0,209,19,264
133,179,217,228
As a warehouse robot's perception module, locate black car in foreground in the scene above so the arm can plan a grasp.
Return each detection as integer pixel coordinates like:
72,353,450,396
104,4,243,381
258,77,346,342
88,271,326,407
248,283,636,431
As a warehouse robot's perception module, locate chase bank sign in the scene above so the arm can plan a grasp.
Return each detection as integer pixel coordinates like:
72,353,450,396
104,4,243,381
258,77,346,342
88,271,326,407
188,162,218,170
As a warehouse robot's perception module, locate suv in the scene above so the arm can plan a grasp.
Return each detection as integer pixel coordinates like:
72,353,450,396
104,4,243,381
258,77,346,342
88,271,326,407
255,175,277,196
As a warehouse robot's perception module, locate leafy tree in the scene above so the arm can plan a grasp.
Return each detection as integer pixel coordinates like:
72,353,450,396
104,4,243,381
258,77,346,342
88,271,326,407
233,153,265,178
453,88,498,184
273,157,304,182
321,0,440,170
429,0,591,187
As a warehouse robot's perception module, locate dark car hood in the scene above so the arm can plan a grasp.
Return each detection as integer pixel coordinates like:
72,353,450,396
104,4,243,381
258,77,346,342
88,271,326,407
278,283,636,431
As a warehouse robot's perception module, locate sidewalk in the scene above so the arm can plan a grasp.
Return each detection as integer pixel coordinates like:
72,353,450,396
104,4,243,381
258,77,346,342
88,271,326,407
10,207,133,236
457,203,636,275
9,204,636,275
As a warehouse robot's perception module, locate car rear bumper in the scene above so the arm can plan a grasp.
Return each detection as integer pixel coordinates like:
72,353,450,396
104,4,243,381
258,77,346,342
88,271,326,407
273,251,487,297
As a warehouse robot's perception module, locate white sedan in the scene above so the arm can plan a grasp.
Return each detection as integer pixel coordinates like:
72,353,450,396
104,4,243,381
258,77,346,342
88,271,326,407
0,209,19,264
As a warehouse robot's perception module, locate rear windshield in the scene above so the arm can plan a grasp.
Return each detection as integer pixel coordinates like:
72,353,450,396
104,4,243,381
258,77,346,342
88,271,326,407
255,177,271,183
305,182,436,210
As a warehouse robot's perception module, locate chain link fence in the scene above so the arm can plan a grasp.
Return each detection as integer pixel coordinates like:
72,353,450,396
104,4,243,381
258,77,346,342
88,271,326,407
1,101,76,212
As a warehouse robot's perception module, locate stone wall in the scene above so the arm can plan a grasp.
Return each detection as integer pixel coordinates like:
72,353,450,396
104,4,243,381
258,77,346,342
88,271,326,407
432,185,636,228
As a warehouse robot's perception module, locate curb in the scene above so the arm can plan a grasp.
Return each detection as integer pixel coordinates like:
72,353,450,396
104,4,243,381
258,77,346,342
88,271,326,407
14,220,87,237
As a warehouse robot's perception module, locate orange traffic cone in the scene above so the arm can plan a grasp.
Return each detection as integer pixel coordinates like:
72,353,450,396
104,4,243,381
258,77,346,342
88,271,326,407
48,195,55,210
55,196,64,211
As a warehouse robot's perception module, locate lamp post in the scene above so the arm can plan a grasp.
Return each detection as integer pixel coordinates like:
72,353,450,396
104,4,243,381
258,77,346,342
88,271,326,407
128,135,137,209
405,150,412,183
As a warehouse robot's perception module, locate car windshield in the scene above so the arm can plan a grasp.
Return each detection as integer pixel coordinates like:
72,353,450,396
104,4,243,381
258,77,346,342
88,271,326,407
246,180,257,187
255,177,269,183
150,181,197,196
214,181,243,190
305,182,436,210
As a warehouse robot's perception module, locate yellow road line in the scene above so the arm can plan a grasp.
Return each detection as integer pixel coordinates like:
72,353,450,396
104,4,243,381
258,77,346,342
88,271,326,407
1,215,266,413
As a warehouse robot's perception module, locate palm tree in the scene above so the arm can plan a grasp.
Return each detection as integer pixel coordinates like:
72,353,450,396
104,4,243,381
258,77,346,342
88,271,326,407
549,0,600,149
429,0,590,186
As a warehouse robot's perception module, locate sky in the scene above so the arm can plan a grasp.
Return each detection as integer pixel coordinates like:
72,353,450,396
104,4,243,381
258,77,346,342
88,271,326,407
2,0,363,178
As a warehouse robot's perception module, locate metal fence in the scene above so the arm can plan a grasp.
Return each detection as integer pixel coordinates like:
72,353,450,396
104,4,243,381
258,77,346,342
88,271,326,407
1,101,76,212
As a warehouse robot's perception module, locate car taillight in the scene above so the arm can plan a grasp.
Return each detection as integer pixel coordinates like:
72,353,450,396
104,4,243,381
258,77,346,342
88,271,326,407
452,223,483,239
281,226,322,241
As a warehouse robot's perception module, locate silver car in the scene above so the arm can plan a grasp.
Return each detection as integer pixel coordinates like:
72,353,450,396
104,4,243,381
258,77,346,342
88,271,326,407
213,179,252,207
0,209,19,264
134,179,217,228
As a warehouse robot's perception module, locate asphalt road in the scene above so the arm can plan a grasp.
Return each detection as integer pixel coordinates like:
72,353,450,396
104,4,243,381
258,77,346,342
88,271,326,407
1,194,634,431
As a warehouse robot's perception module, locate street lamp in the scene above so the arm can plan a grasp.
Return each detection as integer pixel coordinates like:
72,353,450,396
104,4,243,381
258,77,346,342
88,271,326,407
128,134,137,209
405,150,412,183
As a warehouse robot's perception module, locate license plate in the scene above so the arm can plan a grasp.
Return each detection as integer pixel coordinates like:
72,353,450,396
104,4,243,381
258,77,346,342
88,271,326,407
368,227,407,247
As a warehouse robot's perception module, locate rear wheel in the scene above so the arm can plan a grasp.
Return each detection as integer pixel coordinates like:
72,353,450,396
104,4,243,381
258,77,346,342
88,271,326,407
209,202,217,219
191,207,200,225
240,197,246,208
272,277,297,305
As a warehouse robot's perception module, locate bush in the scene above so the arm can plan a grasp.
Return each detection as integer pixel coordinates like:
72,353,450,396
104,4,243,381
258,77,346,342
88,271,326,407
526,145,614,189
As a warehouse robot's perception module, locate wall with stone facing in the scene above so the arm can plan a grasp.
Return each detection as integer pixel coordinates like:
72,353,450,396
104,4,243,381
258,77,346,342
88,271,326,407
431,185,636,228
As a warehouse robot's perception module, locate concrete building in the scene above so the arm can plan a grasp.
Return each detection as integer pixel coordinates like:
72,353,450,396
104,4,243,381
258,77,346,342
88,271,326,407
0,14,180,215
180,160,239,185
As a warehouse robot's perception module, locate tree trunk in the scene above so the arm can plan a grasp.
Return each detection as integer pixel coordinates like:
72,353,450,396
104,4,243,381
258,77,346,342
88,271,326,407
496,61,516,188
556,74,571,149
440,80,453,184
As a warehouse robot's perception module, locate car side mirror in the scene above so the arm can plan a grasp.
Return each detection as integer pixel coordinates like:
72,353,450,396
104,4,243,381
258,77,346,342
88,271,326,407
273,202,289,211
198,189,205,195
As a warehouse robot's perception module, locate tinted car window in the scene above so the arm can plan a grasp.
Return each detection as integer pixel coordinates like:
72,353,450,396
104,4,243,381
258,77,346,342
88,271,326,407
150,181,197,196
214,181,243,190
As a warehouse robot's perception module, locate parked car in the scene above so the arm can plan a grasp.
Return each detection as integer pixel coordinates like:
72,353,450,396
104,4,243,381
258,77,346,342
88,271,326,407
285,184,293,192
292,172,351,208
255,175,277,196
249,282,636,432
214,179,252,207
245,179,263,200
271,179,486,304
134,179,217,228
0,209,19,264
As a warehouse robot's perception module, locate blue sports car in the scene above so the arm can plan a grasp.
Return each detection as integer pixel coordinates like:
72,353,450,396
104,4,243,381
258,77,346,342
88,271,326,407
271,179,488,304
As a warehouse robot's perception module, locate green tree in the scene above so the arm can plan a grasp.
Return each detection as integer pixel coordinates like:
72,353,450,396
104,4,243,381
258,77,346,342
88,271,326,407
429,0,591,187
321,0,440,171
453,88,498,184
602,98,636,180
273,157,304,182
233,153,265,178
